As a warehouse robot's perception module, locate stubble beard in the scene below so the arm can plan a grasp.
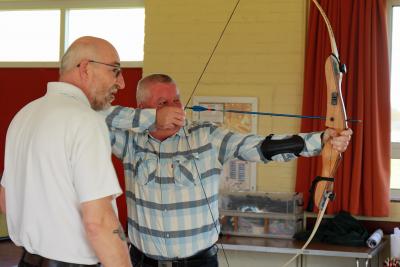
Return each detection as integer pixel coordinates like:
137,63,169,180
91,84,117,111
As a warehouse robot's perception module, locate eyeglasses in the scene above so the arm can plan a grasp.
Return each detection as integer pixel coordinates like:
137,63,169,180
77,60,122,78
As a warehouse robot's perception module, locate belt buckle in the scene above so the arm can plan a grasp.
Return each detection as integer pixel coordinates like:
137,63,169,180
158,261,172,267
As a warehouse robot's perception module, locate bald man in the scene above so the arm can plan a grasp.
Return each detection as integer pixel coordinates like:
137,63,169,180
0,37,184,267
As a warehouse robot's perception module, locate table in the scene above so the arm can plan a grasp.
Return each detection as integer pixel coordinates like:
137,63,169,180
218,235,387,267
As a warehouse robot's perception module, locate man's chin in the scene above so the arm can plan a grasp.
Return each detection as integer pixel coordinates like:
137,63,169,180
94,104,111,111
91,97,112,111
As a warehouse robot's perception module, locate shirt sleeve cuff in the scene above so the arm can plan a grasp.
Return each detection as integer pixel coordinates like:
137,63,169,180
299,131,324,157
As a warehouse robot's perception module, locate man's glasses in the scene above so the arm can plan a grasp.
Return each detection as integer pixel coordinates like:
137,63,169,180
77,60,122,78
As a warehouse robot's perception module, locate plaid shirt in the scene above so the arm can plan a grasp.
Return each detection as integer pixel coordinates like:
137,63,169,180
105,106,323,260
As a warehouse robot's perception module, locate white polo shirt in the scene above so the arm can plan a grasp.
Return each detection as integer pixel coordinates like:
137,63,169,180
1,82,122,264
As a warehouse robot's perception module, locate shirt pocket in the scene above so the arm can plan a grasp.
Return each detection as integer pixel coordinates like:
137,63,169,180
135,152,158,185
173,153,202,187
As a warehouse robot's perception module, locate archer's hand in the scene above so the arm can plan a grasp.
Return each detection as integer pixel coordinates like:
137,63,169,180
323,128,353,152
156,106,185,130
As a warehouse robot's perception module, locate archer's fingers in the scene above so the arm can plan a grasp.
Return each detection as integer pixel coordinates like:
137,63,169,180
330,139,350,152
325,128,338,138
173,117,185,127
330,132,351,152
340,128,353,138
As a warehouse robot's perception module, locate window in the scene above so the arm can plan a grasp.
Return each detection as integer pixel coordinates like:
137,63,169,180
390,1,400,198
0,10,60,61
0,0,144,66
66,8,145,61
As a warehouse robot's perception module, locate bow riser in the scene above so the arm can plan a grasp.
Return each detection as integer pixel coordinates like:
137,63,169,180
313,55,348,209
325,56,348,130
314,144,341,209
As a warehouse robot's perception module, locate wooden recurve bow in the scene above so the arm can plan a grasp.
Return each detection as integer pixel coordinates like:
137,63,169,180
282,1,348,266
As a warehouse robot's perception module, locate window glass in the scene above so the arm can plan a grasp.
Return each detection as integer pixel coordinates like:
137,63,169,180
0,10,60,61
392,6,400,142
392,159,400,189
66,8,145,61
391,6,400,190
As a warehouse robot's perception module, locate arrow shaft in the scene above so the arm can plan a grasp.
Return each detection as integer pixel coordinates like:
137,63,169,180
186,106,361,123
187,106,325,120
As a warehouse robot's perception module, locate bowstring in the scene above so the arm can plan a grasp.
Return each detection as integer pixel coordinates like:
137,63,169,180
181,1,242,266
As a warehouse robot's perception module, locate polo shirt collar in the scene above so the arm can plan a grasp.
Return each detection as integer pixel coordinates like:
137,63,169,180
46,82,91,107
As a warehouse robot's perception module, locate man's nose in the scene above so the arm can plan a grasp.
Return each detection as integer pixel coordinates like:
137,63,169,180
116,73,125,89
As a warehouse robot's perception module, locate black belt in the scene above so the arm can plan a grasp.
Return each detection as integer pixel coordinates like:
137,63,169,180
130,244,218,267
19,248,100,267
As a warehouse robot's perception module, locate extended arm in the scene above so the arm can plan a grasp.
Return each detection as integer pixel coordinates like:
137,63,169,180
209,122,324,164
260,128,352,161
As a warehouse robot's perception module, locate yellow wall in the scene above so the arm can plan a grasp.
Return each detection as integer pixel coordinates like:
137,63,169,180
0,213,8,238
144,0,307,193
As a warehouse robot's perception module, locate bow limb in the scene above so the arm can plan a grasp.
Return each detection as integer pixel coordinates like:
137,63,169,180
311,0,339,56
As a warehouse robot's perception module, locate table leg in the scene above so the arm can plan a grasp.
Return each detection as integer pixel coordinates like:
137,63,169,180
297,254,303,267
301,254,303,267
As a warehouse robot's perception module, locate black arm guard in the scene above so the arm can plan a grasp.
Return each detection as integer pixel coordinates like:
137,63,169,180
261,134,305,160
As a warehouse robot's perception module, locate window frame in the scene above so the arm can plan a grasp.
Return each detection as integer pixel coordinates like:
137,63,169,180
0,0,144,68
389,0,400,200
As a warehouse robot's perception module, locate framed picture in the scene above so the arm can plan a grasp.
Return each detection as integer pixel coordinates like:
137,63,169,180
192,96,258,191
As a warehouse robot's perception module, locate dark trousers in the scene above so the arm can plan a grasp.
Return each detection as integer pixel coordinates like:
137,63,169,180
18,249,100,267
130,245,219,267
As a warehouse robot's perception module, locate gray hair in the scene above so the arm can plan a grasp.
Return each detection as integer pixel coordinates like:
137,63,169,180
59,37,100,75
136,74,176,104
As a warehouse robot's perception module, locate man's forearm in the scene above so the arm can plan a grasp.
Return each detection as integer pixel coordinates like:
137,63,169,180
86,220,131,267
100,106,156,132
101,105,185,132
82,198,132,267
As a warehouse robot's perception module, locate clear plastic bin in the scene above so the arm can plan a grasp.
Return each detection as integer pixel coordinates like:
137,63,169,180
219,191,303,239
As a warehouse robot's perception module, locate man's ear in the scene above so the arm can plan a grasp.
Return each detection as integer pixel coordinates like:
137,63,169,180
77,60,90,80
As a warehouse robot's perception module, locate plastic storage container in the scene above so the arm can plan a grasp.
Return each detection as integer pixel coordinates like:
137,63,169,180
219,191,303,239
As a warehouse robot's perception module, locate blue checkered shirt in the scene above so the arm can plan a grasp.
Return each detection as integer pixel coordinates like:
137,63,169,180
105,106,323,259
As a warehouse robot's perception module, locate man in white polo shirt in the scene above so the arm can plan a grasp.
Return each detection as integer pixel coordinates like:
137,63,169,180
0,36,185,267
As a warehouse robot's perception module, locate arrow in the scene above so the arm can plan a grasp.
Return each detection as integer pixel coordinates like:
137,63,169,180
187,105,361,123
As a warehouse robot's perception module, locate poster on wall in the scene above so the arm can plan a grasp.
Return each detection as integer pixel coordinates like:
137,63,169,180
192,96,258,192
